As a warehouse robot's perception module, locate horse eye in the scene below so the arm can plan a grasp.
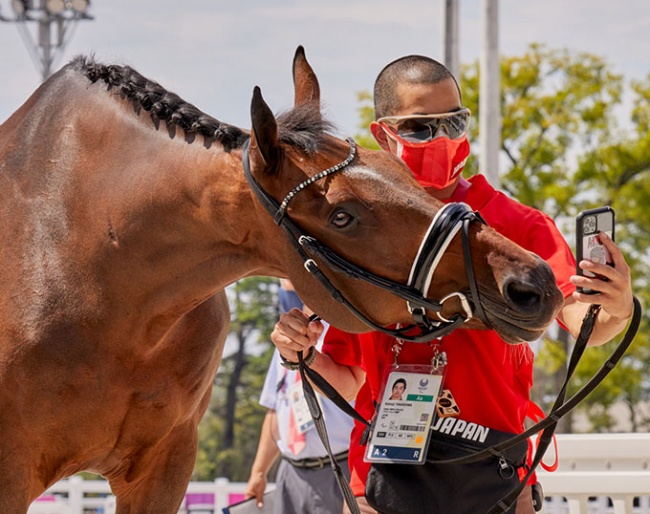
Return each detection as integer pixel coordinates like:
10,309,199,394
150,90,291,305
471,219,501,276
330,210,354,229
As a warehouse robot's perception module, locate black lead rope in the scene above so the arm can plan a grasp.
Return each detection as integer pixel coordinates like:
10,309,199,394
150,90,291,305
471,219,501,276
300,296,642,514
485,295,641,514
297,349,361,514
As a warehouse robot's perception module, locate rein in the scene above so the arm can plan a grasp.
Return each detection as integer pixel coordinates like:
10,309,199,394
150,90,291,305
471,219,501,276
299,296,642,514
241,138,488,342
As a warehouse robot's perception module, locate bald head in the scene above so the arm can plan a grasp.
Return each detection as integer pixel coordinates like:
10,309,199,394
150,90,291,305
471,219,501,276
373,55,460,120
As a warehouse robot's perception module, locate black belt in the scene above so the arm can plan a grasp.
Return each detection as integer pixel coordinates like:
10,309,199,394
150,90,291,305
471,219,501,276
284,450,348,469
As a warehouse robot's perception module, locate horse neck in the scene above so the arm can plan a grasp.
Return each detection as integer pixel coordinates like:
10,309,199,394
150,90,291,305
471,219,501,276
91,133,280,311
39,87,272,316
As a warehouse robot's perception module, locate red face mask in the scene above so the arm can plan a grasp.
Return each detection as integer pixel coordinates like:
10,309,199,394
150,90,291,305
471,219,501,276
384,129,471,189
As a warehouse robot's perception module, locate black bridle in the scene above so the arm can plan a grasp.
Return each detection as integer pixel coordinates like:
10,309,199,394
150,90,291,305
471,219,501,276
242,137,489,343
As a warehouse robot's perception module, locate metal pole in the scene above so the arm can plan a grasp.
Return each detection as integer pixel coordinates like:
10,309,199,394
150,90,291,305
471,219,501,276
0,0,92,83
38,16,51,81
441,0,460,79
479,0,500,186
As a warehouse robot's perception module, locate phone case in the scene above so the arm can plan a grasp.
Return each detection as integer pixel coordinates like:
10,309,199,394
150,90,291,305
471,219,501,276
575,206,615,294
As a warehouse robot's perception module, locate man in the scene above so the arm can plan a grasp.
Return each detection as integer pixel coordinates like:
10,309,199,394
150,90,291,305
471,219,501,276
388,378,406,401
270,56,634,513
244,280,362,514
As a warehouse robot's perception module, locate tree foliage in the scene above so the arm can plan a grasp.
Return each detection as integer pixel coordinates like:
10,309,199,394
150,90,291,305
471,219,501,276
194,277,280,481
463,43,623,217
354,90,380,150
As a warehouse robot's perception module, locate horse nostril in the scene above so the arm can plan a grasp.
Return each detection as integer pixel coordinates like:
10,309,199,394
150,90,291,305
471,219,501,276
504,278,542,310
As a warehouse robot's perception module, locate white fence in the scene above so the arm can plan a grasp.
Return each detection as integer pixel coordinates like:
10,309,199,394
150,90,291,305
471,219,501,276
27,477,250,514
538,433,650,514
28,434,650,514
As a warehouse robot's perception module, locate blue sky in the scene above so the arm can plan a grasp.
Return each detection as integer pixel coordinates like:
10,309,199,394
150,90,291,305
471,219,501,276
1,0,649,138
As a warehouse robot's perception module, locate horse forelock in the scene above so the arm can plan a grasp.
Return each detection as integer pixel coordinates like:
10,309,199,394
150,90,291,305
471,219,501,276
70,55,249,151
276,103,336,153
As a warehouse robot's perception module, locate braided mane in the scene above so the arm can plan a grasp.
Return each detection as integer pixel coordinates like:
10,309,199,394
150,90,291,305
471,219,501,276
72,55,335,153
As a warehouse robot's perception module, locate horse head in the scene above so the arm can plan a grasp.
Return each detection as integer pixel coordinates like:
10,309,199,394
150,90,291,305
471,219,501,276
245,46,563,344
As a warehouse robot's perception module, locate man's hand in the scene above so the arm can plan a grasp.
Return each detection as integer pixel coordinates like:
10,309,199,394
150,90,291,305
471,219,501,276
561,231,634,346
244,470,267,508
271,308,323,363
571,231,633,321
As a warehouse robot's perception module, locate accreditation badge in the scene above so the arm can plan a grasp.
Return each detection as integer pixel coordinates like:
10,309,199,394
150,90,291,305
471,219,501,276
365,364,443,464
288,381,316,434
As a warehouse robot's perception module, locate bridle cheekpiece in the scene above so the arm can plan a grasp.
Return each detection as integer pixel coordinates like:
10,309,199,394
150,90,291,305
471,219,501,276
242,137,489,343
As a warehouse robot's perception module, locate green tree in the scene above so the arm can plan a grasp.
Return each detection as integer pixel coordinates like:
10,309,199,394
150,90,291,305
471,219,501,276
462,43,623,217
569,72,650,432
194,277,280,481
354,90,380,150
468,46,649,433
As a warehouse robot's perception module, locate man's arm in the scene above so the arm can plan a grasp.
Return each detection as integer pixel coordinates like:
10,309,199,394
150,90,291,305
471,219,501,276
245,410,280,507
271,309,365,401
560,232,634,346
309,351,365,402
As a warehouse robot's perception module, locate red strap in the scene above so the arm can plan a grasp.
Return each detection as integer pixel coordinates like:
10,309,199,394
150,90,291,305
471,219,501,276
527,401,559,472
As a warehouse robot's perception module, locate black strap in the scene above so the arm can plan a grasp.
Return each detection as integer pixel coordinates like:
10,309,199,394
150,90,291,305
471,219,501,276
486,303,599,513
443,296,641,467
485,296,641,513
298,350,362,514
460,212,490,327
300,296,641,514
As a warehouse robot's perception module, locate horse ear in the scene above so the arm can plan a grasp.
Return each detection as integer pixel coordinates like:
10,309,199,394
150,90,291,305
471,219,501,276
250,85,281,173
293,45,320,108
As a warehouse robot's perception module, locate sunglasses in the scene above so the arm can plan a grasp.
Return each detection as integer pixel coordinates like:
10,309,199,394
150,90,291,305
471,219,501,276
378,108,471,143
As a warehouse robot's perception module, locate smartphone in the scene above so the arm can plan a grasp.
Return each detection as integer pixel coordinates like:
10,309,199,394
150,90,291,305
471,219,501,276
575,206,615,294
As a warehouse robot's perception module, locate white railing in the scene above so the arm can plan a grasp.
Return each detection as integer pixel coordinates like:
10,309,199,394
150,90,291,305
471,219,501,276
538,433,650,514
27,476,251,514
28,434,650,514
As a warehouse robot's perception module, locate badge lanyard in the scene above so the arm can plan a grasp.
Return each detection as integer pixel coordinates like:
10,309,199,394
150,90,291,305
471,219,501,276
365,338,448,465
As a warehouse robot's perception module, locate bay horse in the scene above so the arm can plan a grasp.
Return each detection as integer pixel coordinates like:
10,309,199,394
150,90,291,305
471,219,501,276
0,46,564,513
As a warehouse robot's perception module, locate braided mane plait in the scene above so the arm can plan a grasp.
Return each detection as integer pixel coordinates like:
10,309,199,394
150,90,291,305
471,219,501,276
70,55,336,155
72,55,249,151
